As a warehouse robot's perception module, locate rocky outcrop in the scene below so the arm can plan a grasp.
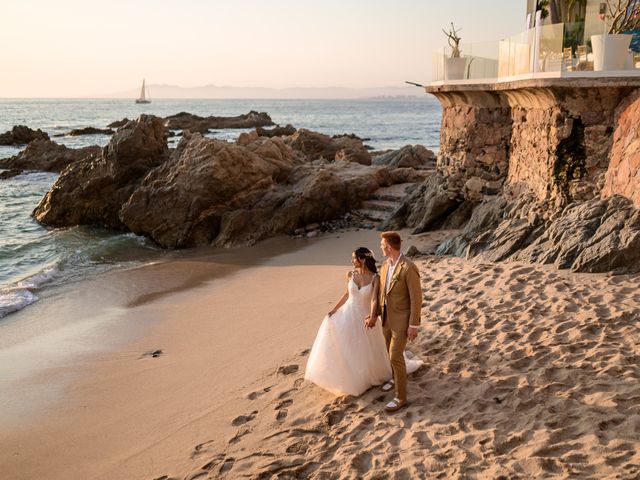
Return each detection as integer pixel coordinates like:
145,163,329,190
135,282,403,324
256,124,297,138
33,116,410,248
120,132,389,248
0,140,101,173
382,173,462,232
65,127,114,136
0,125,50,145
465,195,640,274
0,169,22,180
107,118,130,128
163,111,274,133
602,89,640,207
33,115,168,229
372,145,436,170
286,129,371,165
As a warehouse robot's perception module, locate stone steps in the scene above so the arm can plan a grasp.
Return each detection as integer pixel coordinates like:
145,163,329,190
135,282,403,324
352,182,417,224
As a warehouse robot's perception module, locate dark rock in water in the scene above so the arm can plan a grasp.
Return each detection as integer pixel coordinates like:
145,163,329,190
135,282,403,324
107,118,130,128
256,124,296,138
0,125,49,145
33,115,168,229
372,145,436,170
0,139,101,173
66,127,114,136
163,111,274,133
0,169,23,180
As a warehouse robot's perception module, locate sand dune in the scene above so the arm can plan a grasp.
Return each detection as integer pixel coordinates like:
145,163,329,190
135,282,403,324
177,254,640,480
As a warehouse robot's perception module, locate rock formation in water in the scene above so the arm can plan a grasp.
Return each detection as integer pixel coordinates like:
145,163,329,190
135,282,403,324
163,111,274,133
33,115,419,248
0,140,101,175
0,125,50,145
33,115,168,228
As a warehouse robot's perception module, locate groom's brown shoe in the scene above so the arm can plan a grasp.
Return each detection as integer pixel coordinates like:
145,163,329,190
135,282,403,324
384,398,408,413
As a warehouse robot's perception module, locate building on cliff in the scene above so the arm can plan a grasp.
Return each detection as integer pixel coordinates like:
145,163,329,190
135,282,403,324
407,1,640,273
424,0,640,210
434,0,639,84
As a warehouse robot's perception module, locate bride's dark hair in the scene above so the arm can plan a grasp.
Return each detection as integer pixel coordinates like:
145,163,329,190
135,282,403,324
354,247,378,274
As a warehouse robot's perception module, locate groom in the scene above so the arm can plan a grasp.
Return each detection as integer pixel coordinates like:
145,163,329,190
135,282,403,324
369,231,422,413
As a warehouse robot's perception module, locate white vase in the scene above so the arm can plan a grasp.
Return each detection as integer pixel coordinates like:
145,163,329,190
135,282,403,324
591,34,632,71
445,57,467,80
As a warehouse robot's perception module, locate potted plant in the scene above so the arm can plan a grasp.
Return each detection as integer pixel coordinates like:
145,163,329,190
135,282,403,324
443,23,467,80
591,0,640,71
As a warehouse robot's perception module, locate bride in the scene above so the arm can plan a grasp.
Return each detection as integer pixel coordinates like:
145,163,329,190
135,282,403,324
305,247,421,397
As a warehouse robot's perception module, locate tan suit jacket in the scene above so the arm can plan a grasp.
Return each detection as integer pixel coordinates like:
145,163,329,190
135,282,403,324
378,255,422,331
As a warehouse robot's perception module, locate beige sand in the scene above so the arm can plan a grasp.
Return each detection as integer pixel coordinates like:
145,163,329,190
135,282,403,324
3,228,640,480
0,228,404,480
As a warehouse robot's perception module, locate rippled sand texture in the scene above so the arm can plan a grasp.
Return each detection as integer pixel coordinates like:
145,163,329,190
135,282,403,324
180,256,640,480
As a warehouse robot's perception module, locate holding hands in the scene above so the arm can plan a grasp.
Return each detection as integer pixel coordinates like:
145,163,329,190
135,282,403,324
364,315,378,329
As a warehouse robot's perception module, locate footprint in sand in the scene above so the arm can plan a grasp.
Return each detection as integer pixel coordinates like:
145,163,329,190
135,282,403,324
231,411,258,426
228,428,250,444
246,385,273,400
278,364,299,375
219,457,235,475
275,399,293,421
191,439,215,459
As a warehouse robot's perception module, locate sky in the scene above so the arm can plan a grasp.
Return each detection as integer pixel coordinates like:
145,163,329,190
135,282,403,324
1,0,524,98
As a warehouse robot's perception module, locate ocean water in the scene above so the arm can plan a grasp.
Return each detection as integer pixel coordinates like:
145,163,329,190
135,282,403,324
0,98,442,318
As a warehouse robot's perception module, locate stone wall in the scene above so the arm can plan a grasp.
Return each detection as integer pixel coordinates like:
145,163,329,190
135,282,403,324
427,78,640,210
602,89,640,207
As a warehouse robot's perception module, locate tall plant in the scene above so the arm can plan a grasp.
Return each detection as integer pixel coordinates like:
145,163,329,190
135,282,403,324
604,0,640,34
442,22,462,58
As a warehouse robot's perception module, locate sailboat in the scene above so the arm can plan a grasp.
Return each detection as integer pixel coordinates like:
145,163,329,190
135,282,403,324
135,79,151,104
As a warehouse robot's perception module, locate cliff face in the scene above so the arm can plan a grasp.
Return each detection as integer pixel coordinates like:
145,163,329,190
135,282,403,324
386,78,640,273
432,79,640,209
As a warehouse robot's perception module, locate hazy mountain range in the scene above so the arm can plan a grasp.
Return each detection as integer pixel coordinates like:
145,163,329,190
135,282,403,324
107,84,426,99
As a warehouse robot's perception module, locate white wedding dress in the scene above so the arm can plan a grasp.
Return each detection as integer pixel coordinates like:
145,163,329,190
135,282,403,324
305,275,423,397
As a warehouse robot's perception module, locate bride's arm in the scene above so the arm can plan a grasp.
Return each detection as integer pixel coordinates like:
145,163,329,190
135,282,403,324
328,272,351,316
365,275,380,328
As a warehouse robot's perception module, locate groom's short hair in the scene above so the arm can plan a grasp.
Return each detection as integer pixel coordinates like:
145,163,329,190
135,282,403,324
381,231,401,250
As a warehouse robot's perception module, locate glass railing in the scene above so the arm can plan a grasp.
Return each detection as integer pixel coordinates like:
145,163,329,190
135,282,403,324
431,21,639,83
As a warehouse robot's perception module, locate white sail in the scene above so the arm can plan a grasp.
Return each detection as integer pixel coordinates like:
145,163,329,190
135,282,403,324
135,79,151,104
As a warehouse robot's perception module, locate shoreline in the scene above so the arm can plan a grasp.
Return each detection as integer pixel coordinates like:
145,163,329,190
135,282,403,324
1,228,429,480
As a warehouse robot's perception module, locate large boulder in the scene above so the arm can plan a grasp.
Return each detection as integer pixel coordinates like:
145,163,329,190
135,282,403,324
33,119,400,249
0,125,50,145
33,115,168,229
0,140,101,173
286,129,371,165
163,111,274,133
120,132,389,248
464,195,640,273
382,173,461,232
372,145,436,170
